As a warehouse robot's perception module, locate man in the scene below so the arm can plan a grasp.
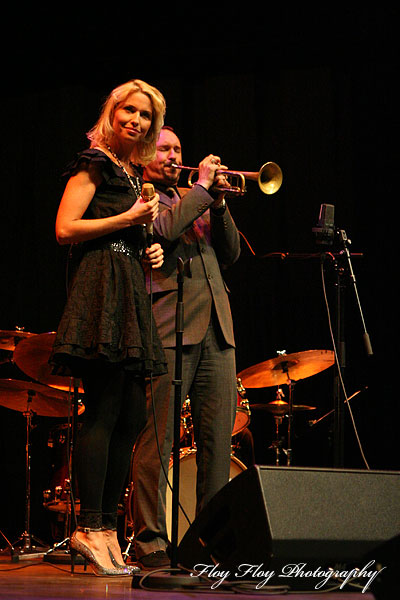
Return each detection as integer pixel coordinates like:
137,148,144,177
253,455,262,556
131,126,240,569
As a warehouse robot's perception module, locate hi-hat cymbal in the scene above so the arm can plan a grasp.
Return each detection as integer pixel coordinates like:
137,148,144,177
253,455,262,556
0,379,75,417
13,332,84,394
0,329,37,351
238,350,334,388
251,400,316,415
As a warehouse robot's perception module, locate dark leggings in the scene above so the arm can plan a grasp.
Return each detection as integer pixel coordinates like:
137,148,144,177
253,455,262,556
75,363,147,530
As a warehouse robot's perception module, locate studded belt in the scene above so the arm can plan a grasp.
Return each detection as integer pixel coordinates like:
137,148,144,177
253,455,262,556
85,238,143,259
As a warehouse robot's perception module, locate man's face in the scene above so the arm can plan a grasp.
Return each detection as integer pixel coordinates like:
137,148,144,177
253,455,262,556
144,128,182,185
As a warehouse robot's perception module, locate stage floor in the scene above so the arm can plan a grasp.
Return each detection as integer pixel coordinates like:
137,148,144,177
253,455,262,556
0,554,381,599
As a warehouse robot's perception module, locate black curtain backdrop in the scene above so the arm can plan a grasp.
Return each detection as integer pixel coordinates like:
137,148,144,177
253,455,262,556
1,6,398,544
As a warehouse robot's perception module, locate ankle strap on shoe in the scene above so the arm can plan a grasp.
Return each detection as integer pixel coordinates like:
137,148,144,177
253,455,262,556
76,526,103,533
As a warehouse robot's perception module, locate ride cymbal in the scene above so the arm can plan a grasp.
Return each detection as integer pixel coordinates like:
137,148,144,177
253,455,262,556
238,350,334,388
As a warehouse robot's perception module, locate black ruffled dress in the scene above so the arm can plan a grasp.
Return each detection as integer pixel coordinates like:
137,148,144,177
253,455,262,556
49,149,167,378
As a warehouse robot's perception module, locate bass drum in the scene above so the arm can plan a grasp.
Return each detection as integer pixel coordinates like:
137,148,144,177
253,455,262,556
166,448,246,543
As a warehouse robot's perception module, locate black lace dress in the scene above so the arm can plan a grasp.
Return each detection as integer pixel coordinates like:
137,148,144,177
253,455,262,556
49,149,167,378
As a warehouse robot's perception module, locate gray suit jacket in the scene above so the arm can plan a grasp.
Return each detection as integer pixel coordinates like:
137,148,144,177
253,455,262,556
146,184,240,348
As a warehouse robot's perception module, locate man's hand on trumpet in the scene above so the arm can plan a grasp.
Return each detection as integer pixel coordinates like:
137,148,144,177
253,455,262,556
212,170,231,208
196,154,229,209
196,154,227,189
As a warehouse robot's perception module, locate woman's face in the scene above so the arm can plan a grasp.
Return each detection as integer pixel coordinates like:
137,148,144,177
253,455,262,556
112,91,153,145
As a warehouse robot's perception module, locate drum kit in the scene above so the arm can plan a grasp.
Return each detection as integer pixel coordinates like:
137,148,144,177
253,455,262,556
0,326,334,555
0,328,84,558
238,349,334,467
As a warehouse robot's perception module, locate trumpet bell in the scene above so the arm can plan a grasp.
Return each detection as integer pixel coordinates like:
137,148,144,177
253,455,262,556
257,162,283,195
222,161,283,196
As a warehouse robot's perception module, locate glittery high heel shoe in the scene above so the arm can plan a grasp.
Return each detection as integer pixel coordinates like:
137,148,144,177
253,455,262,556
107,547,140,574
102,527,140,574
70,528,131,576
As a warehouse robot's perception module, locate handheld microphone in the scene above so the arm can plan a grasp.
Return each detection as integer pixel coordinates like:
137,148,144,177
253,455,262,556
312,203,335,245
142,183,155,243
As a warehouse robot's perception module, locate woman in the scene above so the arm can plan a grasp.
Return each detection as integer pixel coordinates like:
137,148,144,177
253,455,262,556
49,79,168,576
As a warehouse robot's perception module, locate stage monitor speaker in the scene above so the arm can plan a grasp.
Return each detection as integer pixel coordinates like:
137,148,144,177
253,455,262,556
178,465,400,587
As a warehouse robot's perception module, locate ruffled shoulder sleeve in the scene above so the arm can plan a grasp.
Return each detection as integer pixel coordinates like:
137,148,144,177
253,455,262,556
62,148,117,183
62,148,144,187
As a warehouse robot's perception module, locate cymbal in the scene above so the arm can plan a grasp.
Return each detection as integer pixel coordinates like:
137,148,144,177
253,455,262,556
0,329,37,351
0,379,75,417
13,332,84,394
251,400,316,415
238,350,334,388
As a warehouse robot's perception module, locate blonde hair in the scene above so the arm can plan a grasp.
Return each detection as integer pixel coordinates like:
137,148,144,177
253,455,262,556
87,79,166,165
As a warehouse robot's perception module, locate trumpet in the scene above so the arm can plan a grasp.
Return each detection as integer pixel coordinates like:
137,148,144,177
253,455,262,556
165,161,282,196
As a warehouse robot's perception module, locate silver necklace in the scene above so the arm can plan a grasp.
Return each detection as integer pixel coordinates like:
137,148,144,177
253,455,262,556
106,145,141,198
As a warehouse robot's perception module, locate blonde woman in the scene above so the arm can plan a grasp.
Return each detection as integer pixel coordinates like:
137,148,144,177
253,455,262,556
50,80,167,576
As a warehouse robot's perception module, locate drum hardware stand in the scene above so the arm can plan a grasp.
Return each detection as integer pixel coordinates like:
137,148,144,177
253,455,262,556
274,354,296,466
11,390,49,559
132,257,201,590
285,378,296,466
44,378,82,564
269,414,285,466
266,378,297,466
122,521,135,563
268,388,287,466
0,529,17,561
122,452,136,562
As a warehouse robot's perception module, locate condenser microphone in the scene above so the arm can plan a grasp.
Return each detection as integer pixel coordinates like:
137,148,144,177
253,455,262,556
142,183,155,243
312,203,335,245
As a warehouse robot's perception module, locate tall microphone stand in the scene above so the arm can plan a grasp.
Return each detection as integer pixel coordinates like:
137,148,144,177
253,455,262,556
170,257,193,570
312,203,373,465
331,250,346,468
170,257,186,568
331,229,373,467
133,258,198,589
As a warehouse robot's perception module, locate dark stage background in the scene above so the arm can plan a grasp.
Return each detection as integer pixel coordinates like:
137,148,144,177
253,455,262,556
1,7,398,546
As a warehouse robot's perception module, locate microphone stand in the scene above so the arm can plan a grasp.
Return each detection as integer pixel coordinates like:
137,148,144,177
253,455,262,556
133,258,198,590
331,230,373,467
170,257,194,569
337,229,373,357
170,257,185,568
331,249,346,468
